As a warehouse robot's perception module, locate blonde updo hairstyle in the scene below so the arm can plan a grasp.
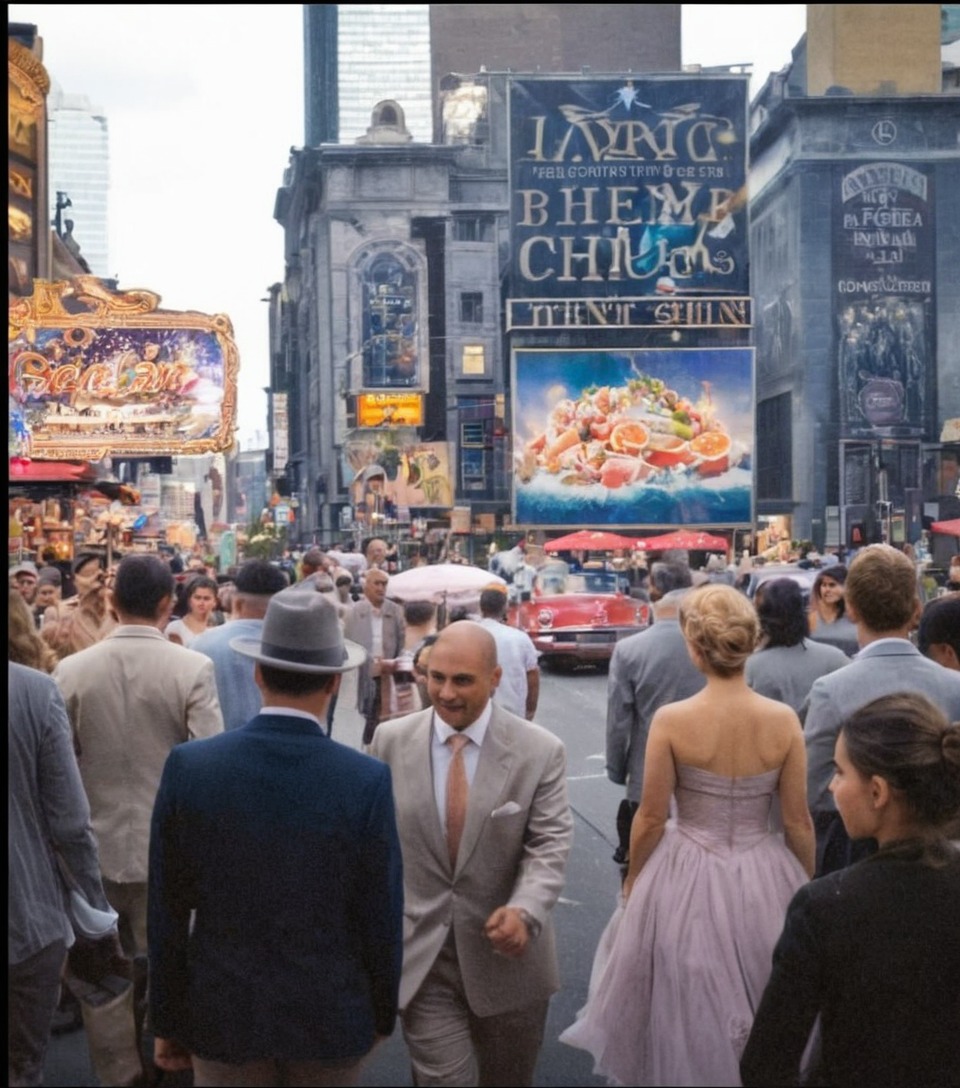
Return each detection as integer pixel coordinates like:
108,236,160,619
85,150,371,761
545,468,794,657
679,583,758,678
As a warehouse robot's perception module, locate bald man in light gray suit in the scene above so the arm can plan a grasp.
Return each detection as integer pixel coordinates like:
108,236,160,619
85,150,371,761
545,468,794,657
371,623,572,1087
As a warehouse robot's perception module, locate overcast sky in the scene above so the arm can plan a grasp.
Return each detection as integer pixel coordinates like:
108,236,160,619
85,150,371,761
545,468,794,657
8,4,806,449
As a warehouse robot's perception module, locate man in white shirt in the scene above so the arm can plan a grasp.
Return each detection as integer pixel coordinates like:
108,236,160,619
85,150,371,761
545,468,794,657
475,586,540,720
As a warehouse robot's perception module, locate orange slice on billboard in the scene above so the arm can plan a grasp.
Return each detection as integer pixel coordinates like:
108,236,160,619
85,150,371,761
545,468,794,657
643,434,693,467
690,431,731,460
609,421,649,455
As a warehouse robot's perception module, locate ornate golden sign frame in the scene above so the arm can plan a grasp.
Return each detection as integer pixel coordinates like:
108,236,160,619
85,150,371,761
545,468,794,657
9,278,239,460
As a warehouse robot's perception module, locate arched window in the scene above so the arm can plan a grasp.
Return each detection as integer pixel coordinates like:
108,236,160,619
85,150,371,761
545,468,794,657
360,251,420,388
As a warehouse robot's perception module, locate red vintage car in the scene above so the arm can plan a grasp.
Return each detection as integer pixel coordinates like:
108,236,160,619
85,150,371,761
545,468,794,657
509,568,651,670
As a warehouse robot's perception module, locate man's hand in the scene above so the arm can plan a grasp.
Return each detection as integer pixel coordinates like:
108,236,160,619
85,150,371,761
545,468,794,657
483,906,530,958
154,1037,193,1072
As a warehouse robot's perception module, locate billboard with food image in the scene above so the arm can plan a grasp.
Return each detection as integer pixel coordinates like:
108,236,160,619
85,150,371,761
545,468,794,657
512,348,753,527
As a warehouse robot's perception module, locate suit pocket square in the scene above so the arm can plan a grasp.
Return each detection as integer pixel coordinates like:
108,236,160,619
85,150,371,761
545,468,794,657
491,801,522,818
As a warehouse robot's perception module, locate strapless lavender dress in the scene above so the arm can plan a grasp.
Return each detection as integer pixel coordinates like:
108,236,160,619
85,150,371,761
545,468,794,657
561,765,808,1087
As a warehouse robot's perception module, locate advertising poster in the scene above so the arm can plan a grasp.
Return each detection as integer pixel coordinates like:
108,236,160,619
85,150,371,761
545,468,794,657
512,348,753,527
833,162,934,436
342,435,454,513
509,76,749,304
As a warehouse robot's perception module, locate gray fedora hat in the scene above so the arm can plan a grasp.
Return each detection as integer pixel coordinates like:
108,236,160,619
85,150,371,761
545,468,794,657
231,587,366,673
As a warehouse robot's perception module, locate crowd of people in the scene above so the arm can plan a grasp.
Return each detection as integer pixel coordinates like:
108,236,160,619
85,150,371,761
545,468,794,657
8,536,960,1087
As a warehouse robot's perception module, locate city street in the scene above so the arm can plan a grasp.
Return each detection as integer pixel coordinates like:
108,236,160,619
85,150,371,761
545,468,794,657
44,662,622,1087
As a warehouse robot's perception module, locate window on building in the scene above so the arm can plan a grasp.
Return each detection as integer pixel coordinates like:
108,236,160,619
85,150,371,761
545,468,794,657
358,249,420,388
756,393,792,500
461,344,485,375
459,292,483,324
461,448,488,492
453,216,493,242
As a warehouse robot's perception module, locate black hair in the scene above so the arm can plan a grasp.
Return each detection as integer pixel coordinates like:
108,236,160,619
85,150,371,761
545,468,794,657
235,559,290,596
113,554,175,619
479,588,508,619
917,596,960,660
404,599,437,626
258,663,337,697
755,578,808,648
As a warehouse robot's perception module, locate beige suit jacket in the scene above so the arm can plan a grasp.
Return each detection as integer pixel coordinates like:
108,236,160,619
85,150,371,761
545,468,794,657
370,705,572,1016
53,625,223,883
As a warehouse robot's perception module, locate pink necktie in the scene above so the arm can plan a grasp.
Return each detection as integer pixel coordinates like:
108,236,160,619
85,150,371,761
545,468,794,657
446,733,470,867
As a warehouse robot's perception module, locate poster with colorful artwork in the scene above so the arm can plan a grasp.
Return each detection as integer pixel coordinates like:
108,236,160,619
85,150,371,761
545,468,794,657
512,348,754,527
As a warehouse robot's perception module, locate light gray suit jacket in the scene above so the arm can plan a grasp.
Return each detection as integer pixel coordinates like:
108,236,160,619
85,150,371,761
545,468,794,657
606,619,705,803
745,639,850,715
370,705,572,1016
802,639,960,813
344,598,405,714
53,626,223,883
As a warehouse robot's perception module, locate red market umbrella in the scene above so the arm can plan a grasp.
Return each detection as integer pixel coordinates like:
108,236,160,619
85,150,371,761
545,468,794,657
930,518,960,537
635,529,729,552
544,530,641,553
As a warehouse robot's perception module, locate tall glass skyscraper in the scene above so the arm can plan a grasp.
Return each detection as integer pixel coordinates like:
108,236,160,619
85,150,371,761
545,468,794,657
47,82,110,276
304,4,432,146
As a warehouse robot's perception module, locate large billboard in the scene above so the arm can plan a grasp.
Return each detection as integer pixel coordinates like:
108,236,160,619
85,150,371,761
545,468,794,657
8,278,239,460
509,76,749,322
512,348,754,527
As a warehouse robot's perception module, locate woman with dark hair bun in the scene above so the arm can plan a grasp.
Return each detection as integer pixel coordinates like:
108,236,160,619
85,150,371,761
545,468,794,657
742,692,960,1087
746,578,849,713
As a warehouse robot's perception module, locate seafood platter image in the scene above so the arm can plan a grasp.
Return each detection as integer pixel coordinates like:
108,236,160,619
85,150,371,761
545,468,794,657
513,348,753,527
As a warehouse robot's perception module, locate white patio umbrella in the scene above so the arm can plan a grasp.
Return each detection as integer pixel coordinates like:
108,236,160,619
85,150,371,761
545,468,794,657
386,563,507,606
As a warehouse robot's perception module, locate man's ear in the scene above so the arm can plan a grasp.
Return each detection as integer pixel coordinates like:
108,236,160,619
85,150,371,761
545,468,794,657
845,598,859,624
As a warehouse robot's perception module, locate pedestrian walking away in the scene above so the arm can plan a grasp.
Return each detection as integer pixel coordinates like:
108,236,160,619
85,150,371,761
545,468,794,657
148,588,403,1087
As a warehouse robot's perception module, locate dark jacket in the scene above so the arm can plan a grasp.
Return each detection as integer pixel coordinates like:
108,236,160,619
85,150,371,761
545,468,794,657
741,840,960,1087
148,713,404,1062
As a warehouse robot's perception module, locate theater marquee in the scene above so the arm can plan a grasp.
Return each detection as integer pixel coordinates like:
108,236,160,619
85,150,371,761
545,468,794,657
8,278,239,460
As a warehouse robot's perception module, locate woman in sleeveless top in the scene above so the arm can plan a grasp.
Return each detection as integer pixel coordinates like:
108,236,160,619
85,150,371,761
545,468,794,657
561,584,814,1086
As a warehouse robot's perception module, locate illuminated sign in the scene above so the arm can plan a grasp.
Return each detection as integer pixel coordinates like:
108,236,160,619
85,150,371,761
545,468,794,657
357,393,423,427
8,278,239,460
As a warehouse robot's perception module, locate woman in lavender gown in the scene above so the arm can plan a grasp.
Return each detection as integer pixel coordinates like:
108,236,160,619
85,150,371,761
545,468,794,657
561,584,815,1086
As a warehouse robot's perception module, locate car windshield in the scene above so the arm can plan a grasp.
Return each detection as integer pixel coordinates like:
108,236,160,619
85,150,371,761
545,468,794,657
537,570,624,595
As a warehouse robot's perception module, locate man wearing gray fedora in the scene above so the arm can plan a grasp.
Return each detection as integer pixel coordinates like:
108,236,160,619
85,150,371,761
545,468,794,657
147,590,404,1086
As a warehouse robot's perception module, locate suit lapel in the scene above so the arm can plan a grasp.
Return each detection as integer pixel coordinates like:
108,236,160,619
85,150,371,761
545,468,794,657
455,707,513,876
400,713,449,871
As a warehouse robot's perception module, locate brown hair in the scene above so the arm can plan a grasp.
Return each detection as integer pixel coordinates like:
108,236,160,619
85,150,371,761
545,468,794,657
679,583,758,677
842,692,960,830
845,544,917,633
8,588,57,673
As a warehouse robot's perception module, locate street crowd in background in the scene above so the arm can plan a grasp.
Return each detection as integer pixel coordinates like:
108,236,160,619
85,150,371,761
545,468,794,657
8,531,960,1087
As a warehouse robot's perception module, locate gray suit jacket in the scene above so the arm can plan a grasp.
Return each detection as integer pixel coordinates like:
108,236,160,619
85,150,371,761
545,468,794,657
745,639,850,715
344,598,405,714
606,619,705,803
370,705,572,1016
9,663,112,963
802,639,960,812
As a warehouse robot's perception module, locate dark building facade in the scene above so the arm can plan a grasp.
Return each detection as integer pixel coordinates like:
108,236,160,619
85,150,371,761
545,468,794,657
749,20,960,554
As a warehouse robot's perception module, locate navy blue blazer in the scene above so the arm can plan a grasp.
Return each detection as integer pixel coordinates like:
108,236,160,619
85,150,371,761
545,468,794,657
148,712,403,1063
